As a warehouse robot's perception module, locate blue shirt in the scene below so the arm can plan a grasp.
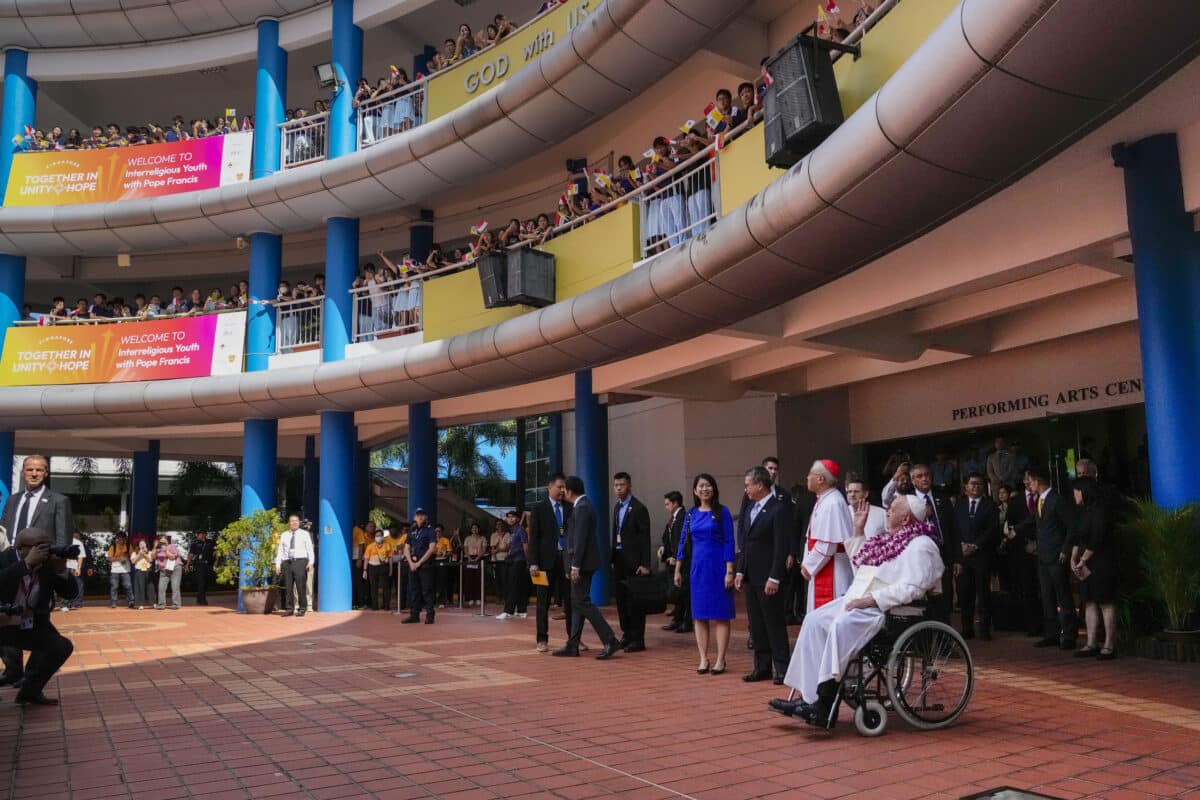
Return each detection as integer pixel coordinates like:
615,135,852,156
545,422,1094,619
507,525,527,561
408,525,436,561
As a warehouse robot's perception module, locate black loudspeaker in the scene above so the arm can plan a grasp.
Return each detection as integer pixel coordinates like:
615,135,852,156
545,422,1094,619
763,35,845,169
477,253,508,309
506,248,555,307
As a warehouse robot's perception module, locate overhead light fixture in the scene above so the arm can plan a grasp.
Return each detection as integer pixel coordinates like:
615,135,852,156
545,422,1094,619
117,253,131,268
236,236,247,250
314,62,339,89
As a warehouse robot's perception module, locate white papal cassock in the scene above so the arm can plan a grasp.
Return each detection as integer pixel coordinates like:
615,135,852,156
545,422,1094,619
783,534,944,703
802,489,854,612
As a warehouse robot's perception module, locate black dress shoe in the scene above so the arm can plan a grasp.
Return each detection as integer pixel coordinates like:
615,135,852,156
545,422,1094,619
297,611,306,617
742,671,771,683
662,622,679,631
281,611,295,617
0,674,19,688
15,693,57,706
773,676,785,685
623,642,646,653
678,624,694,633
709,664,726,675
806,702,836,730
552,646,580,657
400,616,420,624
768,698,800,716
1033,638,1058,648
595,641,620,660
425,616,435,624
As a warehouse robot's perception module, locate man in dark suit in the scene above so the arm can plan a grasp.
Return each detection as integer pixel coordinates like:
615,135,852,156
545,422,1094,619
736,466,792,685
1,456,73,548
910,464,961,623
659,491,690,633
760,458,806,626
953,473,1001,640
611,472,652,652
528,473,571,653
0,528,77,705
553,476,619,660
1029,466,1078,649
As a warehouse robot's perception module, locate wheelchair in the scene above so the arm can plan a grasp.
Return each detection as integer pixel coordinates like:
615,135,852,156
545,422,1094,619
833,606,974,736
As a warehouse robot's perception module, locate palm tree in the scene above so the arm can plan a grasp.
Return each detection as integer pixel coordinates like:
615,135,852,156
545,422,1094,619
372,421,516,502
70,456,98,500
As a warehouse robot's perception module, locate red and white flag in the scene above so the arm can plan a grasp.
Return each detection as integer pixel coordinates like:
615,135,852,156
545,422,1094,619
470,220,488,236
826,1,841,15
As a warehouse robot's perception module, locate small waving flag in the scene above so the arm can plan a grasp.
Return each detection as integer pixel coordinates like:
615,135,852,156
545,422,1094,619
704,102,724,130
826,1,841,14
225,108,237,119
762,69,774,88
679,119,696,135
817,5,831,38
470,220,488,236
593,170,614,191
389,64,400,77
401,257,414,273
567,181,579,197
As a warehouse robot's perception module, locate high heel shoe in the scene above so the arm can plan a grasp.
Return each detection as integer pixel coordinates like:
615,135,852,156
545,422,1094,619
710,663,726,675
696,663,710,674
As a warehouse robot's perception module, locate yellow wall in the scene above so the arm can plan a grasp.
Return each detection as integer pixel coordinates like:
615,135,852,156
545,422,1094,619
543,203,640,300
832,0,960,117
718,0,957,213
718,124,785,215
422,204,640,342
426,0,592,121
422,267,528,342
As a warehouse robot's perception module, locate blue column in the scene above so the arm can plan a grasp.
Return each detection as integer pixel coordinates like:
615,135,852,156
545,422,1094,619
329,0,363,159
130,441,160,538
548,413,563,475
1,48,37,198
303,435,319,520
253,19,287,179
318,410,353,611
410,210,434,262
323,217,358,360
1114,133,1200,508
246,233,281,370
0,49,36,504
409,402,438,523
241,418,278,611
574,371,610,605
353,438,370,526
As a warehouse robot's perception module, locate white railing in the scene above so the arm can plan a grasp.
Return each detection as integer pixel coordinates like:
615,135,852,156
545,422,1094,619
279,113,329,169
16,306,246,326
638,153,720,259
350,277,424,342
358,83,427,148
275,296,323,353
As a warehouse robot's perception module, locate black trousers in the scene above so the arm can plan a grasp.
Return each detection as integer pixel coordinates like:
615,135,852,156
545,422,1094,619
504,560,530,614
0,622,74,698
535,558,570,643
550,554,566,607
490,561,507,603
194,563,210,603
671,561,692,627
352,560,365,607
567,570,614,650
930,561,955,624
1038,559,1078,643
408,564,436,617
1011,552,1043,634
958,554,992,633
745,580,790,677
284,558,309,611
366,563,389,610
612,558,646,645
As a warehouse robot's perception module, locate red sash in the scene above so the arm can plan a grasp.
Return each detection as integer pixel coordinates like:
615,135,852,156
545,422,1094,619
807,538,846,609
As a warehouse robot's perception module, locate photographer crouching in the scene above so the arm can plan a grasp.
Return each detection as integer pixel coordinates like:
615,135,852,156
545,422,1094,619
0,527,76,706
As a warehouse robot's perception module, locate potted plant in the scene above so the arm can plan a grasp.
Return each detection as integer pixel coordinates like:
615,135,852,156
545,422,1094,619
214,508,287,614
1124,499,1200,660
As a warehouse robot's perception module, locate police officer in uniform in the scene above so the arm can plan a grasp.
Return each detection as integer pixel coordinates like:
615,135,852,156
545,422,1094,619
401,509,437,624
186,530,214,606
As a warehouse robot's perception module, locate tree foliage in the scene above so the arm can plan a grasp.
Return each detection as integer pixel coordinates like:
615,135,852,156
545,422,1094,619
373,421,516,503
214,507,287,589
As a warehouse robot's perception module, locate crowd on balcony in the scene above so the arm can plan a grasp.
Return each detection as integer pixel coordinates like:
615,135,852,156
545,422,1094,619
14,116,252,153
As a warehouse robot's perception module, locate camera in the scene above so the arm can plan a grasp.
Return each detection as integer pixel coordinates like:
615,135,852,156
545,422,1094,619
48,544,80,559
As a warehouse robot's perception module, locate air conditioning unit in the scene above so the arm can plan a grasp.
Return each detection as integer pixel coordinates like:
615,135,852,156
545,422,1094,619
763,34,846,169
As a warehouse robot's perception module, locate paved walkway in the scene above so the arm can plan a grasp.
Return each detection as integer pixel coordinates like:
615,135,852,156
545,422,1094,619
3,599,1199,800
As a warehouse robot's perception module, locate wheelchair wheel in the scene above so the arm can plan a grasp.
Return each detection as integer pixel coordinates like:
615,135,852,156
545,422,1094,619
853,700,888,737
885,621,973,730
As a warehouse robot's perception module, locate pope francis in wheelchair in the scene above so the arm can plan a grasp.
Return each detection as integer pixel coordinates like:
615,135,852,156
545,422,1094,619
769,493,974,735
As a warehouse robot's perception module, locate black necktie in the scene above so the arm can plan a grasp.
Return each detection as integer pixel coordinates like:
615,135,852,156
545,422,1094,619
969,499,977,518
924,495,935,528
18,491,34,533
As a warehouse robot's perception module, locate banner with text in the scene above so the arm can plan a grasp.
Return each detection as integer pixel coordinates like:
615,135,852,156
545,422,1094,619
0,312,247,386
2,132,252,207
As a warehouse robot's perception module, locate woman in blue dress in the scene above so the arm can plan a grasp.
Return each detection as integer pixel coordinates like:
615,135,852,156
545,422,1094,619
674,473,736,675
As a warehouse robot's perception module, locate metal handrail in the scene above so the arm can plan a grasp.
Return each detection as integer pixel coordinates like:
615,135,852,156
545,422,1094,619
279,112,330,169
274,295,323,353
16,306,247,326
357,82,427,147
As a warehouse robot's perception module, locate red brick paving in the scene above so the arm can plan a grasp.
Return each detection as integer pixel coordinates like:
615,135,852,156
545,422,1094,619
1,599,1198,799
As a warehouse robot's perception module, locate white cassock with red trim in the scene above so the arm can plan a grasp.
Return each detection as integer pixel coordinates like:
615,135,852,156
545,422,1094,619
801,477,853,613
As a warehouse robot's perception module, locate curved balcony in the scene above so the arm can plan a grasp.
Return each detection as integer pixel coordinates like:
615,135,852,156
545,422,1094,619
3,0,1196,430
0,0,748,256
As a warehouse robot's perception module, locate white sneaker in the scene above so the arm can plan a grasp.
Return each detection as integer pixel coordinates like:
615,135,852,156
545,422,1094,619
495,612,511,620
516,612,527,619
